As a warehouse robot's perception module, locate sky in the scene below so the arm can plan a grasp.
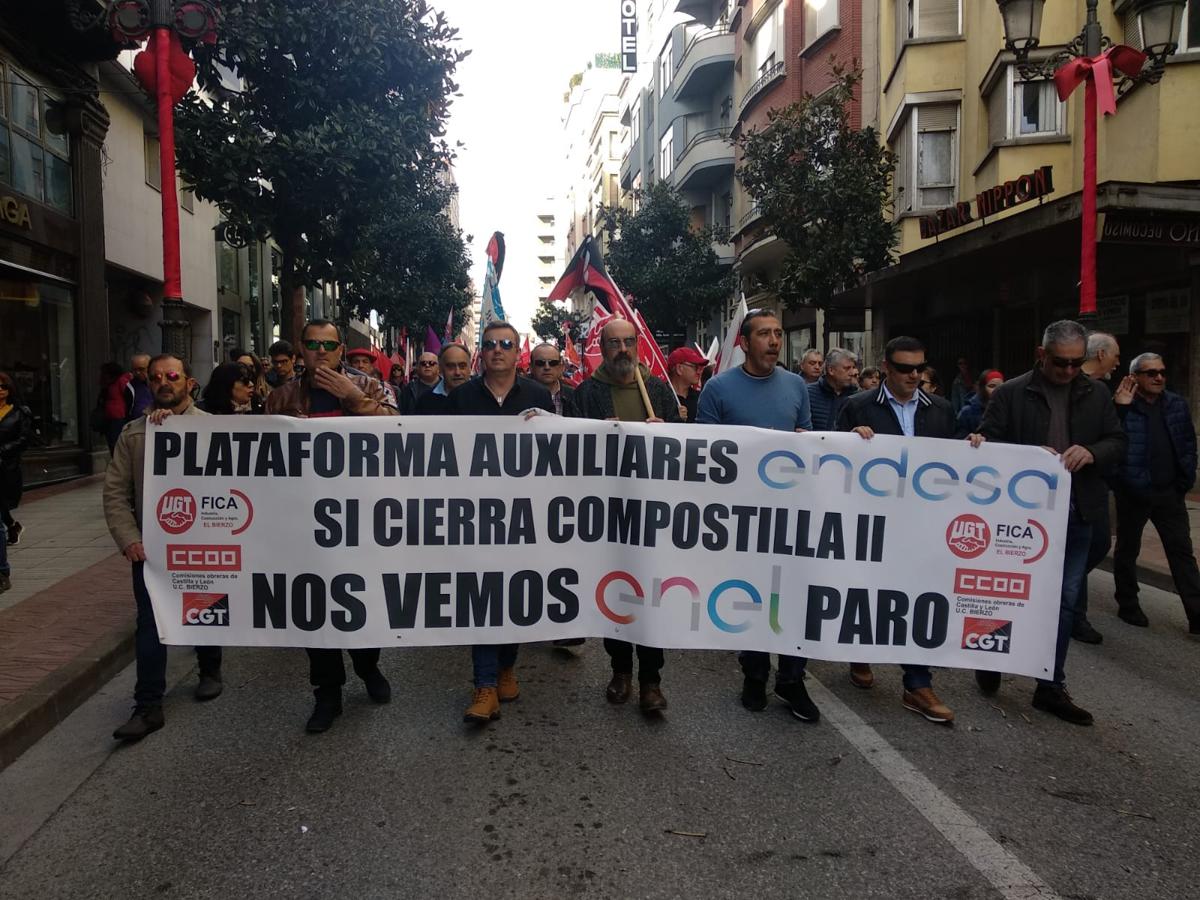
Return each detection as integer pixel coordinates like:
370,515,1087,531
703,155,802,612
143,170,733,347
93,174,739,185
434,0,621,335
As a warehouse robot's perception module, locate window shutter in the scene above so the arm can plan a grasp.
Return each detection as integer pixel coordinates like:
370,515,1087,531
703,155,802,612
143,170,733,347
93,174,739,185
895,0,909,61
892,114,913,216
917,103,957,131
918,0,959,37
988,79,1008,146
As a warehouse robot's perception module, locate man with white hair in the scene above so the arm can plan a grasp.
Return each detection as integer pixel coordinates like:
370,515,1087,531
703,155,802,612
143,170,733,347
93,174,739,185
807,347,858,431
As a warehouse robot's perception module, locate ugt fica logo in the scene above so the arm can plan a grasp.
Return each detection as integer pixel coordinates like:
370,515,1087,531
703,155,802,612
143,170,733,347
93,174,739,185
946,514,990,559
157,489,196,535
182,592,230,626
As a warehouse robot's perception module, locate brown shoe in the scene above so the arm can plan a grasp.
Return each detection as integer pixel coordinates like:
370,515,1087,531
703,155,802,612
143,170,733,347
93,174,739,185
497,667,520,702
463,686,500,724
606,673,632,704
639,683,668,713
849,663,874,689
902,687,955,724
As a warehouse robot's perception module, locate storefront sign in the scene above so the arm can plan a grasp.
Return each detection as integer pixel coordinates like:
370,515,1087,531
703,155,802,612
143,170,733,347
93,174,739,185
1100,214,1200,248
919,166,1055,240
620,0,638,73
0,195,33,230
1145,289,1190,333
1095,295,1129,335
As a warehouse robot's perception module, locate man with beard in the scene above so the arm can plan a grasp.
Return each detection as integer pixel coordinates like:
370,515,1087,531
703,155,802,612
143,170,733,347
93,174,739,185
104,354,223,742
415,343,474,414
574,318,680,714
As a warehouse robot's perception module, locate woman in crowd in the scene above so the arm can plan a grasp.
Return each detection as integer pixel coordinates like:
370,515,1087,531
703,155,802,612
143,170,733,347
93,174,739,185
0,371,33,593
858,367,881,391
920,366,943,397
955,369,1005,438
232,350,269,412
201,363,257,415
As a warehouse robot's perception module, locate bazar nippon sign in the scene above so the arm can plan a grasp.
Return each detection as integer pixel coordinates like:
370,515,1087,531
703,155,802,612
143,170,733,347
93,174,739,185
919,165,1055,239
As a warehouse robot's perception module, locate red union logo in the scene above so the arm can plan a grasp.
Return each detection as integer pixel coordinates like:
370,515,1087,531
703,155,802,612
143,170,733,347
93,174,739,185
166,544,242,572
156,489,196,535
946,514,990,559
182,592,230,626
962,617,1012,653
954,568,1031,601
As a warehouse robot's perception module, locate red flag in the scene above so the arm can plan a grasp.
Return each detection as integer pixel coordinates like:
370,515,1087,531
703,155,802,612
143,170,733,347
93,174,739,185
562,325,584,387
581,300,613,377
518,335,531,373
443,308,455,344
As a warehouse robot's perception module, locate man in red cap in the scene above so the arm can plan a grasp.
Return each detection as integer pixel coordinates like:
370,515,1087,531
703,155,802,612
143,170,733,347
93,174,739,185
346,348,397,408
666,347,708,422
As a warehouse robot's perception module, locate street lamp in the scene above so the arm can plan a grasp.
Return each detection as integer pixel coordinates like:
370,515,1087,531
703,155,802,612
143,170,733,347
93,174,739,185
993,0,1186,320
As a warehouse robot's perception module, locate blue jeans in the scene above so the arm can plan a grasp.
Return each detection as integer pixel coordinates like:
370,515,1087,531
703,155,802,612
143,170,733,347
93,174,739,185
132,562,221,706
1075,503,1111,621
0,517,8,576
471,644,518,688
901,665,933,691
739,651,806,685
1039,513,1092,689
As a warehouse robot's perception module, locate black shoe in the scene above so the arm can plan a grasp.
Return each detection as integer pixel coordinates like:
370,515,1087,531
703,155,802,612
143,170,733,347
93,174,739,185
1118,606,1150,627
774,681,820,722
306,699,343,733
975,670,1002,696
552,638,586,647
6,521,22,545
0,573,10,594
741,676,768,711
363,670,391,704
112,706,164,742
1032,685,1093,726
1071,619,1104,644
194,670,223,701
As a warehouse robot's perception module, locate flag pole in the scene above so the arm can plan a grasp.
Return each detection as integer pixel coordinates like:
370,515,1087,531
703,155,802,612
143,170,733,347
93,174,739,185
633,366,655,420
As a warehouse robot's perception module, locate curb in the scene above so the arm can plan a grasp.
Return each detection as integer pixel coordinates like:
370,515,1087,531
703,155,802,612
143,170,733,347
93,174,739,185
0,626,134,772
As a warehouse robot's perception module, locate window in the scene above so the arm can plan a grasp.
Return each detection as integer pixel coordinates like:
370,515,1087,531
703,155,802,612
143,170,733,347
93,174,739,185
659,44,673,98
180,181,195,213
660,130,674,180
803,0,839,48
631,173,642,213
144,132,161,190
1012,75,1062,137
608,130,620,159
896,0,960,58
750,2,785,76
1180,1,1199,51
893,103,958,215
631,97,642,143
0,61,72,214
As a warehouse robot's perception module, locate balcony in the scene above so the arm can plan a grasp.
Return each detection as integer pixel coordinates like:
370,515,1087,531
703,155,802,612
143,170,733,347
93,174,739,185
711,227,735,263
677,0,722,27
739,60,786,116
673,27,734,101
674,128,734,192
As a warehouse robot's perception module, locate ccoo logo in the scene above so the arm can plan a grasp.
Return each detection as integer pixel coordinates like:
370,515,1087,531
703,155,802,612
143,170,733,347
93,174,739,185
946,514,990,559
157,489,196,535
962,617,1011,653
182,592,230,626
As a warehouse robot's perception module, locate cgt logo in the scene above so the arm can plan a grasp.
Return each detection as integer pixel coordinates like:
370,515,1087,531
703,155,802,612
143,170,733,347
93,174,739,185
167,544,242,572
962,617,1011,653
182,592,230,626
954,568,1031,601
946,514,990,559
157,489,196,535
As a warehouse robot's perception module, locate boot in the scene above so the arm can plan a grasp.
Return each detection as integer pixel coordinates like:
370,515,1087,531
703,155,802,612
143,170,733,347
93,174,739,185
112,705,164,742
497,667,520,702
849,663,874,689
306,692,343,733
464,686,500,723
363,669,392,704
639,683,668,713
194,669,223,701
605,673,632,704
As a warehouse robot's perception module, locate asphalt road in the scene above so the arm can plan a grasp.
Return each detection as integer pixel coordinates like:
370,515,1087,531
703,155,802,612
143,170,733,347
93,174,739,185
2,571,1198,900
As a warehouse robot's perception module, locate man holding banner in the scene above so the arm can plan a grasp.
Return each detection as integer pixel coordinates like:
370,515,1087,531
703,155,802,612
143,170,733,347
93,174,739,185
574,318,680,713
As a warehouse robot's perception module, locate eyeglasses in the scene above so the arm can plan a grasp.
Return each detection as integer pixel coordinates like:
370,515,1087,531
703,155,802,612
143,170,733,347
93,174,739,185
1136,368,1167,379
417,360,439,367
888,361,928,375
603,337,638,350
303,340,341,352
481,338,516,351
149,372,183,383
1049,356,1086,369
532,359,562,368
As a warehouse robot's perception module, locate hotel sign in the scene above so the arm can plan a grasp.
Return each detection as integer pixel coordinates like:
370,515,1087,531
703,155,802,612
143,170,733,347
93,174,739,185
919,166,1055,240
620,1,637,73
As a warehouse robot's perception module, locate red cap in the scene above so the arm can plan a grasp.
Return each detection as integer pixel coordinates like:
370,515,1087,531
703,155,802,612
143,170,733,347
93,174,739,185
981,369,1004,383
667,347,709,369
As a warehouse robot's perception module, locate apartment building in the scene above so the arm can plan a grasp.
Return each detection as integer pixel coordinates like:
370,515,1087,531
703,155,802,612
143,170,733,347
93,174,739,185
535,199,562,307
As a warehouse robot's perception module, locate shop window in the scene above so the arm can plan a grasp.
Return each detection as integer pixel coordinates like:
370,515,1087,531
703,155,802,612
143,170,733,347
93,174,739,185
0,61,72,214
892,102,959,215
803,0,839,49
0,279,78,447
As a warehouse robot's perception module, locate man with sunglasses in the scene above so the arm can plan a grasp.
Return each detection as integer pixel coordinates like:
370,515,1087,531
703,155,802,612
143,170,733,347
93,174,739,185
445,321,554,725
970,320,1126,726
414,343,474,414
1110,353,1200,635
266,319,397,733
666,347,708,422
401,352,442,414
530,342,577,417
104,354,224,742
837,336,957,721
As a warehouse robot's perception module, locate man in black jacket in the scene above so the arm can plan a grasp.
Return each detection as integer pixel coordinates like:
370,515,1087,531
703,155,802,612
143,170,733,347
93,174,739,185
529,342,578,417
971,320,1126,726
836,336,958,724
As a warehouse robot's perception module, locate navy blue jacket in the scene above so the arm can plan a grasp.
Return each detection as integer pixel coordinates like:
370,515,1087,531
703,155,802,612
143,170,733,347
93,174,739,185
1116,390,1197,494
807,376,857,431
954,393,984,439
836,385,955,439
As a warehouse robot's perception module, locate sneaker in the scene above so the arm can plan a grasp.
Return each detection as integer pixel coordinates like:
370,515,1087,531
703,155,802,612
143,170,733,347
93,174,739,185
774,681,820,722
112,705,164,742
0,573,10,594
464,686,500,724
497,667,520,702
849,663,874,689
363,670,392,704
741,676,768,712
1118,605,1149,627
902,687,955,723
605,673,632,704
194,670,223,701
974,670,1002,696
6,521,22,545
1071,619,1104,644
306,698,343,733
639,683,668,713
1032,685,1094,726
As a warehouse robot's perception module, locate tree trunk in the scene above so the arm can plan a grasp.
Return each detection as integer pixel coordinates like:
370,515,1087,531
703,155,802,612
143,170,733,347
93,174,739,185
279,242,305,344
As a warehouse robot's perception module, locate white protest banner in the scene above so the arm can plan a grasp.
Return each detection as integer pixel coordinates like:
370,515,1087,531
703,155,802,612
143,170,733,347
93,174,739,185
142,417,1069,679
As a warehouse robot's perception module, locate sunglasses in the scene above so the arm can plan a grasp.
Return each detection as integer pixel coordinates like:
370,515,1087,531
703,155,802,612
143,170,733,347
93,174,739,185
1136,368,1167,378
149,371,183,383
604,337,638,350
417,360,439,367
888,361,928,374
1049,356,1086,369
533,359,562,368
303,339,341,352
481,338,516,351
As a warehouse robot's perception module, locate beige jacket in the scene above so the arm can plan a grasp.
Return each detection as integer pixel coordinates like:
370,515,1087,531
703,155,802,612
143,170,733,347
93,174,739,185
103,402,208,552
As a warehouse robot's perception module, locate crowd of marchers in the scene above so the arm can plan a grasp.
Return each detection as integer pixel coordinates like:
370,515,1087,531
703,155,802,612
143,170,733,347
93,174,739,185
72,310,1199,742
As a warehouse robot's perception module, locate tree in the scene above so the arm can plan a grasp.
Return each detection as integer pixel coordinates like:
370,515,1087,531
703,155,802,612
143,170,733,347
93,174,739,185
531,300,584,346
174,0,465,341
599,181,736,339
736,66,896,312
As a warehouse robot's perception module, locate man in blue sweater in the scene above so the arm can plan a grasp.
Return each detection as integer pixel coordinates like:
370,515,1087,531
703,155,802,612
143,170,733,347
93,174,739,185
697,310,819,722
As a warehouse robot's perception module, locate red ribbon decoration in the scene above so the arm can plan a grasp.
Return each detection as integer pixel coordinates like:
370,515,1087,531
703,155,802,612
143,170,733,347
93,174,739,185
1053,45,1147,114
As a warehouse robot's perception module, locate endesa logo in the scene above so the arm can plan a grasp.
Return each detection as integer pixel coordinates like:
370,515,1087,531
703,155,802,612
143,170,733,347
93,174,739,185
156,489,196,535
166,544,242,572
954,568,1031,601
946,514,990,559
182,593,230,626
962,617,1012,653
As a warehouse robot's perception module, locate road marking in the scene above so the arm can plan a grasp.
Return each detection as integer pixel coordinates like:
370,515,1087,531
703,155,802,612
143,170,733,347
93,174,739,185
807,677,1062,900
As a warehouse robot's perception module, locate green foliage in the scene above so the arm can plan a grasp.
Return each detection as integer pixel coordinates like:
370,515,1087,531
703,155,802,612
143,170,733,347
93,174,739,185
735,66,897,309
173,0,467,340
531,300,584,346
599,181,736,336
